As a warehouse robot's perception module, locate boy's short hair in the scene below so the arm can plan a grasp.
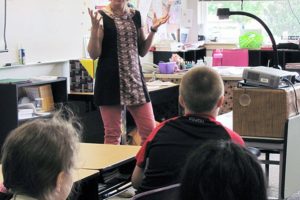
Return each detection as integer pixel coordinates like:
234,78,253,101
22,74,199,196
179,67,224,113
1,111,81,199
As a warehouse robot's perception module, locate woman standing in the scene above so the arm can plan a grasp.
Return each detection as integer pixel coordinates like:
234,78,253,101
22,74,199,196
88,1,169,144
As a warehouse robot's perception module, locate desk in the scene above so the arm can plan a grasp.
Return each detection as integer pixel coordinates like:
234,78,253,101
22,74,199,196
68,84,179,116
217,112,300,199
68,84,179,143
69,169,99,200
79,143,140,170
79,143,140,199
144,67,244,114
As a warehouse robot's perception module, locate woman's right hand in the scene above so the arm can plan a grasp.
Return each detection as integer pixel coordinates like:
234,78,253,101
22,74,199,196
87,8,104,59
88,8,102,29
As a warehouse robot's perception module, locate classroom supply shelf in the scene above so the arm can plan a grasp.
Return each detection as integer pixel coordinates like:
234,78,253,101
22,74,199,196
0,77,67,149
153,48,206,65
242,49,300,68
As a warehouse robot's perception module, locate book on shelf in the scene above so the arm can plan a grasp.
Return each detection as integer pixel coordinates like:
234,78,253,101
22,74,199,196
18,108,34,120
18,103,51,120
24,84,54,112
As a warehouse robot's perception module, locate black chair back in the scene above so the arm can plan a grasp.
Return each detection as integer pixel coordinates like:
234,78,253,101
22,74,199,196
132,184,180,200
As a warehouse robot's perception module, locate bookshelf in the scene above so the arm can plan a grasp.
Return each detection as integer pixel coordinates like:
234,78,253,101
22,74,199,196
153,48,206,65
248,49,300,68
0,77,67,148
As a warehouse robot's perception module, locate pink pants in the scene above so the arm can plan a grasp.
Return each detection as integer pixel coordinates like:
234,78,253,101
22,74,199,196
100,102,156,145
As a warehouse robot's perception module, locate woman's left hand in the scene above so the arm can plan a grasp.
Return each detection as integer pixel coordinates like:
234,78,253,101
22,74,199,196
151,12,170,31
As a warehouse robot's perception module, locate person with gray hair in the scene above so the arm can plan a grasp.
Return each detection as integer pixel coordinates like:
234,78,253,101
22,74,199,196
1,111,81,200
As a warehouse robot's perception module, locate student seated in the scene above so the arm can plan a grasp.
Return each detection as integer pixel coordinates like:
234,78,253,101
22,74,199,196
180,140,267,200
131,67,245,193
1,111,81,200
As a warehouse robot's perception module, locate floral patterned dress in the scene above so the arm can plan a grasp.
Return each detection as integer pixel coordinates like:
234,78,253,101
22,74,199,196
94,9,150,106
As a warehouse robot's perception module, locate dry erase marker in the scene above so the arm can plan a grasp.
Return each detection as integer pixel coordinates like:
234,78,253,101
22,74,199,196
18,48,25,65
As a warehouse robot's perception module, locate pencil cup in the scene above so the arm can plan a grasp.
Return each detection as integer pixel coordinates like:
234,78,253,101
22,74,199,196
158,62,168,74
166,62,176,74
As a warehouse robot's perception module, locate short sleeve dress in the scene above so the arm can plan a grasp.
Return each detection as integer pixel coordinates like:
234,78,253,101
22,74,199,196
94,9,150,106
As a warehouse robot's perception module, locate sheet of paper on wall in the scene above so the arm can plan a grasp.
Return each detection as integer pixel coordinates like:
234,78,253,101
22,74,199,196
181,8,193,28
165,0,181,24
138,0,153,24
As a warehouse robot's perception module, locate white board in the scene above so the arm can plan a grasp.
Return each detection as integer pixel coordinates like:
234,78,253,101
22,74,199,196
0,0,93,66
0,0,6,51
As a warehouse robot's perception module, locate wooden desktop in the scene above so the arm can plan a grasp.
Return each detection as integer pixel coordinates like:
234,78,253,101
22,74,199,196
79,143,140,170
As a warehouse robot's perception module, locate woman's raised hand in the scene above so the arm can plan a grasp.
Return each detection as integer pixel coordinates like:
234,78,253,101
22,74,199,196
151,12,170,31
88,8,102,29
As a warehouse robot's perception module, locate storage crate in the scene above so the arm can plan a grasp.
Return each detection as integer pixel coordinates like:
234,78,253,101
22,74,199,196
233,84,300,138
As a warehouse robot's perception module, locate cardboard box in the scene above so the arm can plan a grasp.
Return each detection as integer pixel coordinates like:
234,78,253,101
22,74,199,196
233,84,300,138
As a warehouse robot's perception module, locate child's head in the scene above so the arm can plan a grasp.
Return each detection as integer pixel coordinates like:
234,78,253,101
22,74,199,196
180,140,267,200
179,67,224,115
1,111,81,200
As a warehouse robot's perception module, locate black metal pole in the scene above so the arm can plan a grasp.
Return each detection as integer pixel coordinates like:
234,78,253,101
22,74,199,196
229,11,280,69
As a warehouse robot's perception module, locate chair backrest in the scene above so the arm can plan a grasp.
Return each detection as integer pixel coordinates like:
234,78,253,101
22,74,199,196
132,183,181,200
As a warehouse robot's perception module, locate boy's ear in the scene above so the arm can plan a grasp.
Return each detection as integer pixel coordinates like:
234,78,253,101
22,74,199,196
216,95,224,108
56,171,65,193
179,95,185,108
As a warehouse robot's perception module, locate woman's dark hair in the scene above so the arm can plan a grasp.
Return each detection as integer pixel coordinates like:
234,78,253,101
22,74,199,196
180,140,267,200
1,110,81,199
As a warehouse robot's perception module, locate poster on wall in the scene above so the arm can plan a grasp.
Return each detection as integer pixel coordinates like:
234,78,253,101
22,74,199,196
146,0,181,39
168,0,181,24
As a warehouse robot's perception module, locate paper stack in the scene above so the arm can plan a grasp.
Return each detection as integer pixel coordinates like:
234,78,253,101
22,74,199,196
18,108,34,120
